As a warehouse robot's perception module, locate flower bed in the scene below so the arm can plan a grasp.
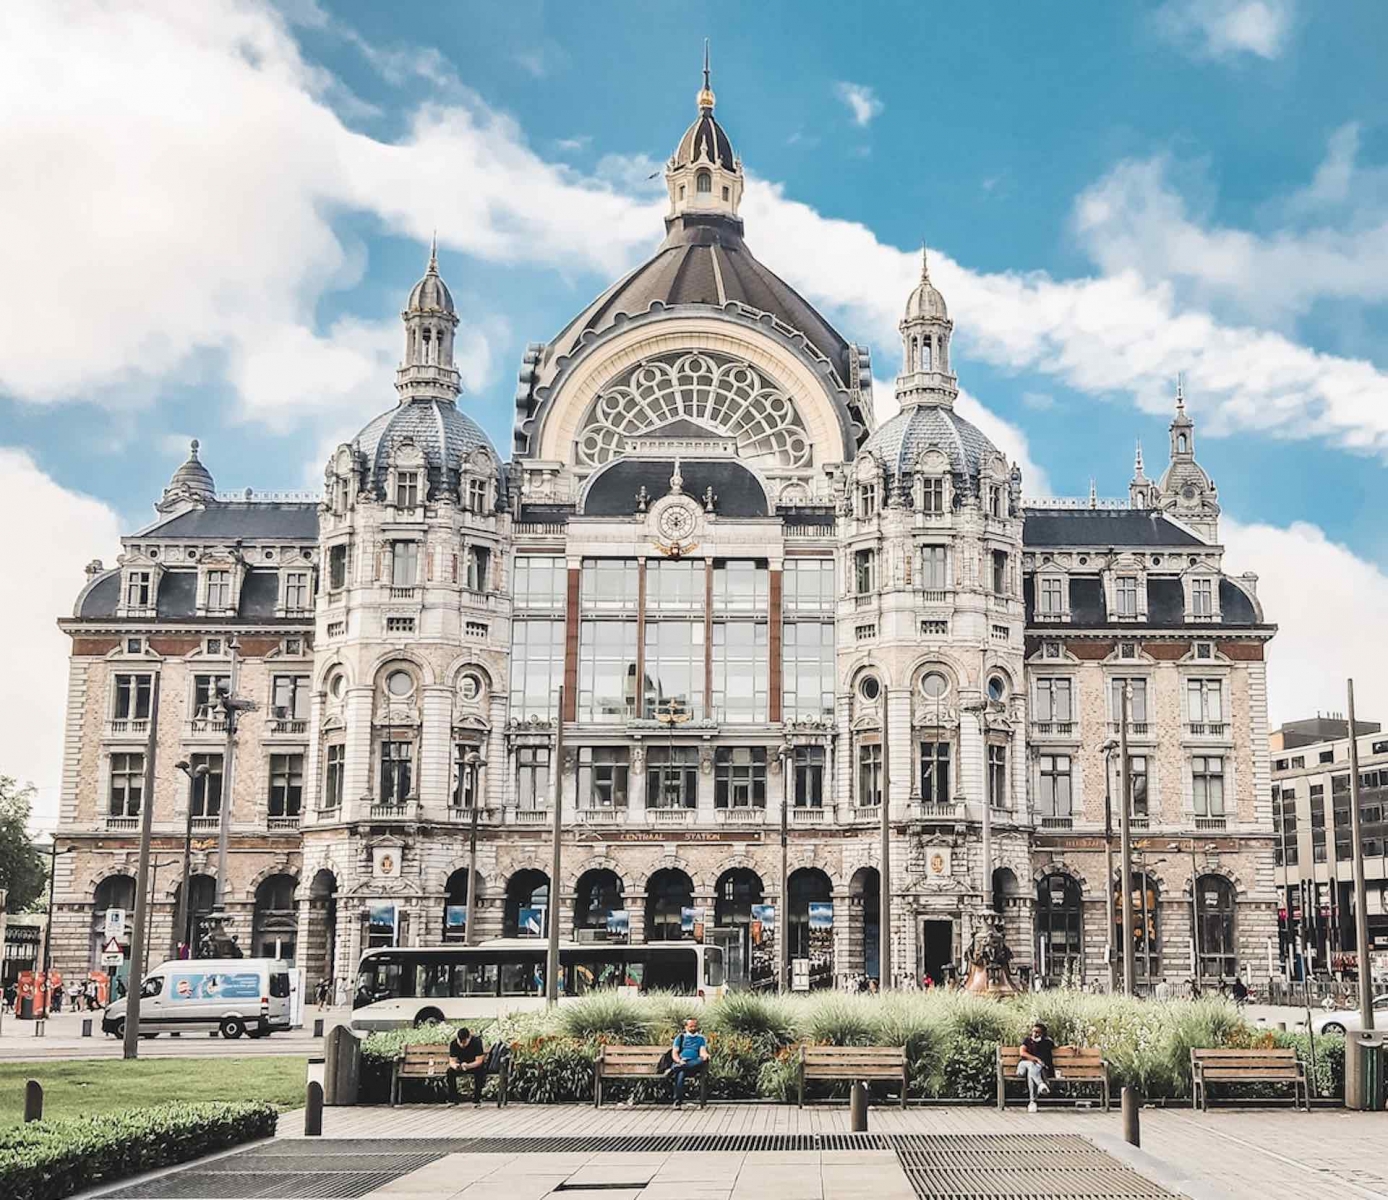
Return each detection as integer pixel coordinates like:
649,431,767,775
358,991,1344,1104
0,1101,277,1200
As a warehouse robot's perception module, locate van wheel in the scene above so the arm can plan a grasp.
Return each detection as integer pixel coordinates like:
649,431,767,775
111,1019,125,1039
1321,1022,1345,1036
414,1008,445,1027
220,1017,246,1039
140,1032,159,1039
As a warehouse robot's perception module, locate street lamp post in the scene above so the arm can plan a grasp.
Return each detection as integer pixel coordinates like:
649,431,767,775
172,760,209,959
1119,683,1136,996
879,684,892,991
464,752,486,947
1101,739,1118,992
38,842,75,1027
123,671,162,1059
1346,679,1374,1032
1170,840,1204,990
545,688,565,1005
777,743,793,994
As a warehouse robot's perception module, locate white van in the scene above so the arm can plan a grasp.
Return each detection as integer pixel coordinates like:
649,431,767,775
102,958,293,1039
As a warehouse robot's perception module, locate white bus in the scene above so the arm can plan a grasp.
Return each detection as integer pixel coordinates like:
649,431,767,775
350,939,726,1030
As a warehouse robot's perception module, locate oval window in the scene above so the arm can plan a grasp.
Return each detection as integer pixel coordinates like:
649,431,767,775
920,671,949,700
385,670,414,698
459,673,481,702
859,675,881,702
987,675,1007,702
328,673,345,700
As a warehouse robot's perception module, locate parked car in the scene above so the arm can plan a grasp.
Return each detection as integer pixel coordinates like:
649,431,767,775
1311,992,1388,1036
102,958,292,1039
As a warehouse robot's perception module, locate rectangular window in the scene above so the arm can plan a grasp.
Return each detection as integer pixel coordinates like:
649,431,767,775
919,546,948,590
1191,577,1214,616
1187,678,1224,724
1193,755,1225,817
1115,575,1139,617
391,541,419,587
108,752,145,816
395,471,419,510
113,674,152,720
1034,678,1073,725
323,744,344,809
193,673,230,719
465,546,490,591
514,556,567,611
1320,749,1335,763
854,548,875,594
989,486,1004,518
783,559,834,613
712,621,769,723
385,616,415,634
1038,754,1072,818
794,745,825,807
516,746,550,810
782,621,835,720
858,483,877,518
284,572,310,610
125,570,152,608
857,742,882,806
714,747,767,808
647,560,703,611
991,550,1008,595
580,559,639,612
646,746,697,809
577,620,637,721
268,753,303,817
1111,677,1148,725
1039,576,1064,615
643,620,705,720
509,619,566,721
189,752,223,817
578,747,629,808
206,570,232,609
380,741,413,803
1130,755,1149,816
452,744,481,809
466,477,488,514
712,560,768,613
326,546,345,590
921,477,945,514
919,741,951,803
988,744,1008,807
271,675,310,720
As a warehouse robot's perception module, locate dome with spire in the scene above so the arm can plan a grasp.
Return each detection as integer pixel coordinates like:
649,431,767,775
405,237,455,315
903,248,948,321
672,43,737,172
861,403,1000,493
157,438,216,510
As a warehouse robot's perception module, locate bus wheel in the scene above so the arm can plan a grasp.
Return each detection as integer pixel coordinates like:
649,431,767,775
414,1008,444,1027
220,1017,246,1039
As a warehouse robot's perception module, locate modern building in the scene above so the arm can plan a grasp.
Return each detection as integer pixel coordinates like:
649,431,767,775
49,67,1279,993
1271,717,1388,975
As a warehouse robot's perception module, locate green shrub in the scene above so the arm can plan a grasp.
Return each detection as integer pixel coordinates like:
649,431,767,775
801,994,877,1046
558,993,655,1044
0,1101,276,1200
504,1036,596,1104
1275,1030,1345,1099
706,991,796,1054
939,1035,997,1101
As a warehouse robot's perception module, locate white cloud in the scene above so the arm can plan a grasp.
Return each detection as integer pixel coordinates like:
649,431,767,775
0,450,122,826
834,81,883,127
1154,0,1296,61
1222,517,1388,727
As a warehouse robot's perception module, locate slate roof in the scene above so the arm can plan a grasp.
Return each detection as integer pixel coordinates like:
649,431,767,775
1023,574,1263,628
862,404,998,488
674,111,736,171
353,397,494,496
76,568,304,622
1023,508,1205,548
583,458,768,518
144,503,319,540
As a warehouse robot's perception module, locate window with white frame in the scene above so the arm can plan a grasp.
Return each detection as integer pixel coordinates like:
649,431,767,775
452,743,483,809
857,742,882,806
323,744,344,809
390,541,419,588
515,745,550,810
854,548,876,594
271,675,310,720
285,571,310,611
193,673,230,719
465,546,490,591
714,747,767,808
206,570,232,610
782,558,834,612
1034,678,1073,727
113,674,153,721
1191,577,1214,617
328,544,348,591
919,741,950,803
991,550,1008,595
267,753,303,817
1115,575,1139,617
125,570,152,608
465,477,489,514
1038,575,1064,616
794,746,825,807
857,482,878,518
1038,754,1072,819
1187,678,1224,727
1192,756,1225,817
395,471,420,510
782,621,834,720
919,546,947,589
189,752,222,817
515,555,567,611
1130,755,1149,816
108,752,145,816
987,743,1008,807
921,477,945,514
578,747,628,808
379,740,413,803
988,485,1003,518
1111,677,1148,727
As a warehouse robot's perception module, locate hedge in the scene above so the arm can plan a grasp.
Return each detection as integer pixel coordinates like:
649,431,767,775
0,1101,277,1200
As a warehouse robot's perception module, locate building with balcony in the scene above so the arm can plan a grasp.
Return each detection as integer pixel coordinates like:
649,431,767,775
48,65,1277,993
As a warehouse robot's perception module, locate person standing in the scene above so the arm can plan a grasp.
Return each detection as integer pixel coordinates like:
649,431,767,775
1016,1021,1055,1114
667,1016,709,1109
446,1026,488,1106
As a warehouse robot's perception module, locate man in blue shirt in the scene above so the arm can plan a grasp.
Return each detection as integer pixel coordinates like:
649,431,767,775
667,1016,709,1108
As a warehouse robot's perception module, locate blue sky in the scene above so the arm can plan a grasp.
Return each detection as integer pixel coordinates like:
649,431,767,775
3,0,1388,821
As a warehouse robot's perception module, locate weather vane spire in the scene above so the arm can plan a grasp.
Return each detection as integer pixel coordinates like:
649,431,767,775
428,229,438,274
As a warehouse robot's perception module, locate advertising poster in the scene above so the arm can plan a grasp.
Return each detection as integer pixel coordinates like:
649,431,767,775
749,903,776,989
444,905,468,937
169,971,260,1001
681,907,705,943
368,904,398,947
518,906,545,937
606,909,629,940
807,901,834,990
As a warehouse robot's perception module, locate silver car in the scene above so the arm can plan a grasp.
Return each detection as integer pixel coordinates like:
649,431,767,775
1312,993,1388,1036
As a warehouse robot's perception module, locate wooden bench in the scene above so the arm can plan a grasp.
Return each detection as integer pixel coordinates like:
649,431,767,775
797,1045,908,1108
1190,1047,1308,1111
594,1044,708,1108
391,1043,509,1106
997,1046,1110,1111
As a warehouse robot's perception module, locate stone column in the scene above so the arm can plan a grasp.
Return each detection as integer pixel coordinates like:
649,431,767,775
343,687,375,818
418,686,453,811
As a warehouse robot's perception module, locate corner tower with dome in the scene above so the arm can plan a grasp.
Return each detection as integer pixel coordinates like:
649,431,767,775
47,59,1278,998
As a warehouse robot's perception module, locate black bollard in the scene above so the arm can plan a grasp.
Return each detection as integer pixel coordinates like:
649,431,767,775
81,1018,93,1038
849,1081,868,1132
24,1080,43,1123
313,1017,325,1038
1121,1086,1140,1147
304,1081,324,1136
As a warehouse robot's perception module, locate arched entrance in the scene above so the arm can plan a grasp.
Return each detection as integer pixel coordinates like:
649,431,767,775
644,868,694,942
992,867,1019,914
173,873,217,959
1196,875,1237,981
443,868,478,942
849,867,880,983
714,868,763,987
788,867,833,989
1114,872,1161,983
307,870,337,990
91,875,136,971
1035,873,1083,985
252,874,299,960
503,869,549,938
574,869,625,935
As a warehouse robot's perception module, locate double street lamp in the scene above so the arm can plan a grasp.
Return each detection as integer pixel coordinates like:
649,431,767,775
173,759,210,959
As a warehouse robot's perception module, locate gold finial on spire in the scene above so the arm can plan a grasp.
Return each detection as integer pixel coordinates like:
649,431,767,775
696,39,716,112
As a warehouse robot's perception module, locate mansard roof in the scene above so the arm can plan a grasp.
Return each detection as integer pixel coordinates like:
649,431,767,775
139,502,319,540
74,567,309,622
1023,507,1205,548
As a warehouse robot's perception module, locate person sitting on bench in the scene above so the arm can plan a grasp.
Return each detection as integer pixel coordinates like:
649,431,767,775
1017,1021,1055,1113
447,1026,487,1106
667,1016,709,1109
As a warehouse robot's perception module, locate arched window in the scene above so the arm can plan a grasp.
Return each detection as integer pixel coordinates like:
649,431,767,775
696,170,712,194
308,869,337,986
1177,433,1188,454
443,868,477,941
920,337,932,371
252,873,298,960
849,867,880,981
1196,874,1237,980
504,869,550,937
714,868,764,987
645,868,693,942
574,869,624,932
1114,871,1161,981
787,867,833,988
992,867,1019,914
1036,873,1083,985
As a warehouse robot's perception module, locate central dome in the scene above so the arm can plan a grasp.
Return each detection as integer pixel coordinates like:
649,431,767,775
862,404,1000,492
352,398,492,496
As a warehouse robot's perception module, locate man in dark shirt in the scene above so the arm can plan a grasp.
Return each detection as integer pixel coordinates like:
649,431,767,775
446,1027,487,1106
1017,1021,1055,1112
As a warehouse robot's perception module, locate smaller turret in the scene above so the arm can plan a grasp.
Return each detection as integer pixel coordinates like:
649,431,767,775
665,42,743,223
895,247,958,409
1129,441,1154,509
1156,378,1220,540
157,438,216,512
396,236,462,403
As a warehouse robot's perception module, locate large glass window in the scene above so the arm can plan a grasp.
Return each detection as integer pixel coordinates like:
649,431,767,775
782,621,834,720
271,675,310,720
712,621,768,723
579,747,629,808
1187,678,1224,724
189,752,222,817
1193,756,1225,817
783,559,834,612
1036,873,1083,985
514,556,567,611
712,560,768,612
510,619,566,721
580,559,638,612
268,753,303,817
794,745,825,807
390,541,419,588
1196,875,1237,978
380,741,413,803
1115,873,1161,979
714,747,766,808
578,620,637,721
113,674,152,721
643,620,704,719
857,742,882,806
648,560,703,612
1038,754,1072,819
919,546,947,589
1034,678,1073,725
516,746,550,810
108,752,145,817
1111,678,1149,726
646,746,697,809
919,741,950,803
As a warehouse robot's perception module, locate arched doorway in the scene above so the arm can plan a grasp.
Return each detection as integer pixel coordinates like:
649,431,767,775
172,873,217,959
1196,875,1237,981
849,868,880,983
714,868,763,987
503,869,549,938
644,868,694,942
307,870,337,989
1113,872,1161,983
1035,873,1083,985
252,874,298,960
788,867,833,989
574,869,624,935
992,867,1019,914
443,868,478,942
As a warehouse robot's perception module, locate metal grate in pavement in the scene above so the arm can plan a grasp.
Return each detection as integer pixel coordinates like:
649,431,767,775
99,1171,404,1200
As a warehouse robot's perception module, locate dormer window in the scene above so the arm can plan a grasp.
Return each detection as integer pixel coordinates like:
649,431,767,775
989,486,1003,518
395,471,419,510
921,477,945,514
858,483,877,518
285,571,311,612
206,570,232,610
125,571,152,608
1038,576,1064,616
1115,575,1139,618
696,170,712,194
466,478,488,514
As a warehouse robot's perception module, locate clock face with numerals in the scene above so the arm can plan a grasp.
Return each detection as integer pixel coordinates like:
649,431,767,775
657,502,696,540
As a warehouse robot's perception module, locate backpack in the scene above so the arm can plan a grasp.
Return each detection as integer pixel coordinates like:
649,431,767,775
657,1033,685,1073
485,1040,508,1073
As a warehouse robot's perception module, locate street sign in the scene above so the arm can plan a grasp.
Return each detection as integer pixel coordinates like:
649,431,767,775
792,958,810,992
101,953,123,967
104,908,126,940
101,936,122,957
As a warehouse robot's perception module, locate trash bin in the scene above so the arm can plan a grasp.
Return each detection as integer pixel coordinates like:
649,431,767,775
1344,1031,1387,1111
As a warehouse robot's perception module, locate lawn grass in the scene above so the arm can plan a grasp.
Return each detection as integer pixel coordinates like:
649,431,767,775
0,1056,308,1125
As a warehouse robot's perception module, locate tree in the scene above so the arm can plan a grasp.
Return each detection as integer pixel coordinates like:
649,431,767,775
0,778,47,912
